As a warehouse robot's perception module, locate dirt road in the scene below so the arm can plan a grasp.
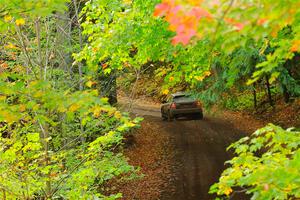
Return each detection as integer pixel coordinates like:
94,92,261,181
129,106,249,200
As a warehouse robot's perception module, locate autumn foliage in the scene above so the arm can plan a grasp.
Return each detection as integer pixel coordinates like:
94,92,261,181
154,0,212,45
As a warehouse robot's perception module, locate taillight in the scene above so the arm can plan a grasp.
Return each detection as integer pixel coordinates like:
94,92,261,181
194,101,202,107
170,103,176,109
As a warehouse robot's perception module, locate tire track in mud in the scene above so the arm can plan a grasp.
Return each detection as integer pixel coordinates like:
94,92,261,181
128,106,249,200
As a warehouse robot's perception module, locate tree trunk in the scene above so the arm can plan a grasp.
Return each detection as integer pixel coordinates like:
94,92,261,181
282,85,290,103
265,76,274,107
253,83,257,109
55,9,72,72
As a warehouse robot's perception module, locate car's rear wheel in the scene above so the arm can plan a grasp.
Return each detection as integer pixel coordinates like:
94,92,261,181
167,111,173,121
198,112,204,120
161,109,167,121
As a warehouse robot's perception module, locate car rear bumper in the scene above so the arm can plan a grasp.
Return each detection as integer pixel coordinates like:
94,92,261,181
170,108,202,117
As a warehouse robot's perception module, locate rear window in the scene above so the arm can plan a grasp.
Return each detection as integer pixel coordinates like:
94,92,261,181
173,95,194,102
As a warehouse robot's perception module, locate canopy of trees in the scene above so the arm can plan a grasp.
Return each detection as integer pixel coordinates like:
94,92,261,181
0,0,299,199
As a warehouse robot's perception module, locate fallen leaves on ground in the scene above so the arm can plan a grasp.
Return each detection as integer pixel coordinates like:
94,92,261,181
107,118,176,200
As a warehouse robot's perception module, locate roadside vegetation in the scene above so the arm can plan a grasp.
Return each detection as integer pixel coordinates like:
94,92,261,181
0,0,299,199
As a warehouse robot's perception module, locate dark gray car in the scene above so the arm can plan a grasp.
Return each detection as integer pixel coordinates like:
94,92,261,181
161,92,203,121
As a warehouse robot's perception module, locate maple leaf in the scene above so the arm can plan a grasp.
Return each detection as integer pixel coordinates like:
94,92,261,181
190,7,212,20
257,18,268,25
235,22,245,31
165,5,182,23
225,18,245,31
154,2,171,17
172,26,197,45
181,15,198,30
172,33,192,45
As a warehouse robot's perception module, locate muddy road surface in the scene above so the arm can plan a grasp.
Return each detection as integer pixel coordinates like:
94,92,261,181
130,106,249,200
161,117,248,200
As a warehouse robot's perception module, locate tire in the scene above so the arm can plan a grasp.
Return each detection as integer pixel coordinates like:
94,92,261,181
161,109,167,121
162,113,167,121
198,112,204,120
167,111,173,122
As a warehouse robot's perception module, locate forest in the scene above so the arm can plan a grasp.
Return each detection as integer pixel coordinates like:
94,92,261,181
0,0,299,199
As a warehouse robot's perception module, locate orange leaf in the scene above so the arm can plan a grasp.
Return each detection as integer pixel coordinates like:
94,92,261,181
19,104,26,112
224,187,233,196
102,63,108,69
154,2,171,17
257,18,268,25
190,7,212,20
291,40,300,52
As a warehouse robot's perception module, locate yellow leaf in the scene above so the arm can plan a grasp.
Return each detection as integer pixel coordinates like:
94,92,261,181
69,103,80,112
4,15,12,22
114,111,122,119
195,71,211,81
16,18,25,26
0,95,6,101
204,71,211,76
19,104,26,112
33,91,44,98
33,104,40,111
57,106,67,113
0,110,18,123
195,75,205,81
91,89,99,96
224,187,233,196
30,80,38,86
187,0,203,6
5,43,18,49
93,106,102,118
123,0,132,4
85,80,96,88
126,122,136,127
162,89,169,95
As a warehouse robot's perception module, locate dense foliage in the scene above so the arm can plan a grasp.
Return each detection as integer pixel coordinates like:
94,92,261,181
75,0,300,107
152,1,300,199
210,124,300,199
0,0,142,199
0,74,140,199
0,0,299,199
